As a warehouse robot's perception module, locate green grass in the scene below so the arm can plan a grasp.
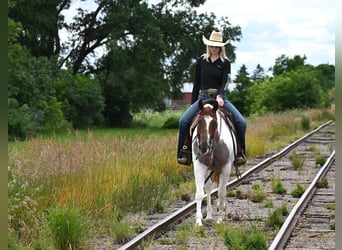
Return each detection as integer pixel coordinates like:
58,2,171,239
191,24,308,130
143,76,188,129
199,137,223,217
7,105,335,248
291,183,306,198
216,223,268,250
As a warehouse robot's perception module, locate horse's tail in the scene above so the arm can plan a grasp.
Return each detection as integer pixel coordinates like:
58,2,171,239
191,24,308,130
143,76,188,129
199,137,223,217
211,172,220,186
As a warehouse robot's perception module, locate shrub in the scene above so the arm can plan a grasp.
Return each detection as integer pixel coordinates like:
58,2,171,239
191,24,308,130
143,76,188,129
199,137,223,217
110,219,133,244
289,151,305,170
162,116,179,129
300,116,310,130
291,183,306,198
220,224,267,250
271,175,287,194
315,155,327,166
250,183,267,202
48,207,88,250
266,204,288,229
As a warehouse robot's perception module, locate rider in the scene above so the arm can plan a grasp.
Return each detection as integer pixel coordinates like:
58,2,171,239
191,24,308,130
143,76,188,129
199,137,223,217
177,30,247,166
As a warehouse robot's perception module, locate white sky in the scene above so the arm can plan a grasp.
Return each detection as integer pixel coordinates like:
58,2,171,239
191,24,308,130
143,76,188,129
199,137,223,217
60,0,336,77
195,0,336,76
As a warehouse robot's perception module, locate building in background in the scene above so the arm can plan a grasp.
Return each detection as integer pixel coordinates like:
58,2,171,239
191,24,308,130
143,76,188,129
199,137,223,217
170,83,193,109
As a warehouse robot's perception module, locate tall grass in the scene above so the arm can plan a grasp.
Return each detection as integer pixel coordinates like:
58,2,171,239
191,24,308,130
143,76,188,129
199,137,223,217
8,105,334,247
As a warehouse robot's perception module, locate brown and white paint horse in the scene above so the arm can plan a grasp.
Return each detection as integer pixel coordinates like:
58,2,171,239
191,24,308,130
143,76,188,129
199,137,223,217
191,99,236,226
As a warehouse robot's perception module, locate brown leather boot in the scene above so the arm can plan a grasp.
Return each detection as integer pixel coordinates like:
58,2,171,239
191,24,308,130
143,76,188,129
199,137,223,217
177,145,192,165
235,151,246,165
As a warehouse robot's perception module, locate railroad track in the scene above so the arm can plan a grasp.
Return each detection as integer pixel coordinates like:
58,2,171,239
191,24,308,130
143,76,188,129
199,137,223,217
111,120,335,250
279,153,335,250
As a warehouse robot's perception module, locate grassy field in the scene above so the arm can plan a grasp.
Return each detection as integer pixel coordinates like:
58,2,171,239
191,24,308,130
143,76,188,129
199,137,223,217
8,105,335,249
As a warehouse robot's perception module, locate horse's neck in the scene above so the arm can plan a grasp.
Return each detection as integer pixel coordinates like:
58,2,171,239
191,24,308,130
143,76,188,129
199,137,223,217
216,110,235,142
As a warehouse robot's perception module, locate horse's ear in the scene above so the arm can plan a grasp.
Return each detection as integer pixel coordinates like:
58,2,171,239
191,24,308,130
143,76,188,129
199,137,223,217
198,99,204,110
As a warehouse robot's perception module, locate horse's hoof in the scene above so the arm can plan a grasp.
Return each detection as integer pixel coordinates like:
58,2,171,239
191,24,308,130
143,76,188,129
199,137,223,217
195,220,203,226
204,218,215,226
216,218,224,224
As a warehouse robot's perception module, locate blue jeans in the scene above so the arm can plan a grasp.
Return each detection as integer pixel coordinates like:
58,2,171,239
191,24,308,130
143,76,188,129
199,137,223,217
177,93,247,157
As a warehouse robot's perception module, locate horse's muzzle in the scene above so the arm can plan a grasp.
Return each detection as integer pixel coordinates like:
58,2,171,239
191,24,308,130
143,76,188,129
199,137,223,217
199,142,209,154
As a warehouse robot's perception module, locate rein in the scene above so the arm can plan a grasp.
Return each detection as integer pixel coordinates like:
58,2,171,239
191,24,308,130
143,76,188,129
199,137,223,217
193,107,241,182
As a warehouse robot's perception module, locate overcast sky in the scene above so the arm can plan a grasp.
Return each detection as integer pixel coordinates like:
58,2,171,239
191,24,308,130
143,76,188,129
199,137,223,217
195,0,335,77
61,0,336,77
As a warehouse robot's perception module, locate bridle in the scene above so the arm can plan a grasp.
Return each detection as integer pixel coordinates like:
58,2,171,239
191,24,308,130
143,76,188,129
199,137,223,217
192,105,220,167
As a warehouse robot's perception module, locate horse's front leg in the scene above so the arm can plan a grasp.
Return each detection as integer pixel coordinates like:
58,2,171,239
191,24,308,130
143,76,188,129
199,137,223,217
204,175,213,221
194,163,206,226
216,167,230,224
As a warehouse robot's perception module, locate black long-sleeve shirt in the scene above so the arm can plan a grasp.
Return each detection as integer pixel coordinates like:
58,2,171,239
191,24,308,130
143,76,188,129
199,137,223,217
191,55,231,104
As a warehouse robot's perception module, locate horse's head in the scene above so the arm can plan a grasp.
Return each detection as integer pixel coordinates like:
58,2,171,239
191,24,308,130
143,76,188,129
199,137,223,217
195,99,219,155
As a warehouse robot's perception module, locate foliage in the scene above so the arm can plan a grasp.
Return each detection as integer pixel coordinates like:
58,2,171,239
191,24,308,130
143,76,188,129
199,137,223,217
110,219,133,244
270,175,287,195
300,116,311,130
289,151,305,171
8,43,69,139
250,183,267,203
8,0,334,138
291,183,306,198
315,155,327,166
54,72,105,129
162,116,180,129
8,107,334,248
218,224,267,250
266,204,288,229
48,207,89,250
247,66,325,114
228,64,252,115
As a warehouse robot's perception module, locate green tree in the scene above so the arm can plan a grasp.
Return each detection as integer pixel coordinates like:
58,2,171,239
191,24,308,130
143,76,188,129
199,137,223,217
228,64,251,115
251,63,265,82
247,66,325,114
272,54,307,76
54,72,105,129
8,0,71,58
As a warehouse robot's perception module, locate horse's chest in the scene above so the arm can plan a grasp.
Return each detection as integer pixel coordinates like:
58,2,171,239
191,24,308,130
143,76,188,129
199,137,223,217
196,139,230,173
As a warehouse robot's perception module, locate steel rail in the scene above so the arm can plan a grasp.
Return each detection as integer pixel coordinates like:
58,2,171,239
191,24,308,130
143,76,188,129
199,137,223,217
118,120,333,250
269,150,335,250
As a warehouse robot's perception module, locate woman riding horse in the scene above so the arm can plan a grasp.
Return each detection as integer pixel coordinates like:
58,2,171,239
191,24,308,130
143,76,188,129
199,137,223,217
177,30,247,166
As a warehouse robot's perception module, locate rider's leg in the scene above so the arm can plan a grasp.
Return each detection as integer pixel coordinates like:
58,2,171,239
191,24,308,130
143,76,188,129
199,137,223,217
177,101,200,165
223,98,247,165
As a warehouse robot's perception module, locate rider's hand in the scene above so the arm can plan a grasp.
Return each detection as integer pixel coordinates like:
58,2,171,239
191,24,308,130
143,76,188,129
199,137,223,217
216,95,224,107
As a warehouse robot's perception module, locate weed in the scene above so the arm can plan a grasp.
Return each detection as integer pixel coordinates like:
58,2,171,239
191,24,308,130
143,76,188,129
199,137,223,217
271,175,287,195
250,183,267,202
217,223,267,250
266,204,288,229
8,106,334,248
227,190,236,197
289,151,305,170
300,116,311,130
154,199,164,213
110,219,133,244
315,155,327,166
47,207,89,250
329,220,335,230
316,177,329,188
291,183,306,198
309,146,319,154
263,200,274,208
326,204,335,210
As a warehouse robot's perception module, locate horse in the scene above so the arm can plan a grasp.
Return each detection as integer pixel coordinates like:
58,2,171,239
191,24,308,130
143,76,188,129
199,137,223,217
191,99,237,226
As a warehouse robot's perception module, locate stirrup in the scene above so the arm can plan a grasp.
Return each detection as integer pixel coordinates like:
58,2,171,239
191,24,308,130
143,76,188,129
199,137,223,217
177,146,192,166
235,152,246,166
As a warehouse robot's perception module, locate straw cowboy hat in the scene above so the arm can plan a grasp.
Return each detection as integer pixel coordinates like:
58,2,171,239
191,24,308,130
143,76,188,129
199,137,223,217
202,31,230,47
